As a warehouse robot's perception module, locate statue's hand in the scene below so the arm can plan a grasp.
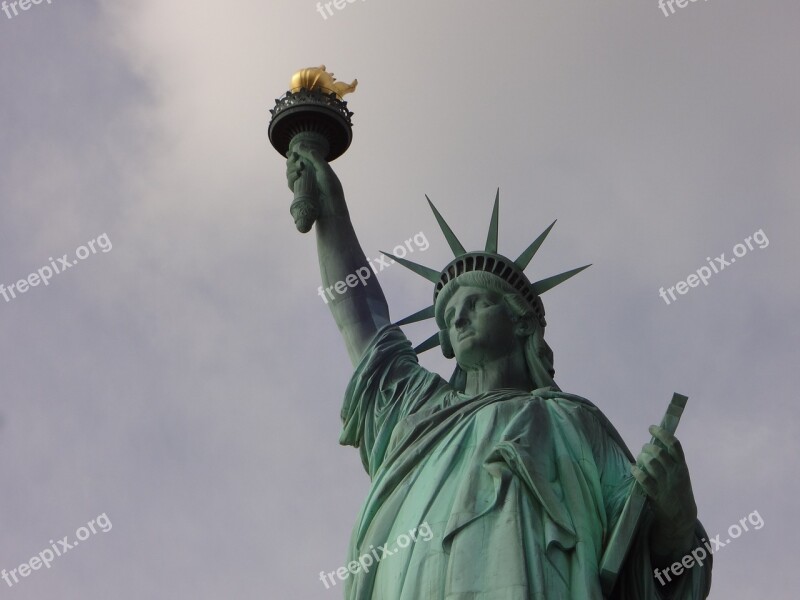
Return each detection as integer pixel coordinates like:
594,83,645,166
285,145,347,219
632,425,698,560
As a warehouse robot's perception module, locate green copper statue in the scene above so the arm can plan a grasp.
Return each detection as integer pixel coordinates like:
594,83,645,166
282,105,712,599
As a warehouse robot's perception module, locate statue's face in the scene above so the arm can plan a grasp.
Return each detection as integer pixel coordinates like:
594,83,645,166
442,285,523,369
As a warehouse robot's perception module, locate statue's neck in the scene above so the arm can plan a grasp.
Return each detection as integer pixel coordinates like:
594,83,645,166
462,352,535,396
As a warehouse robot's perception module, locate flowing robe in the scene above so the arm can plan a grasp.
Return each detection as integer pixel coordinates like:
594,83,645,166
339,325,711,599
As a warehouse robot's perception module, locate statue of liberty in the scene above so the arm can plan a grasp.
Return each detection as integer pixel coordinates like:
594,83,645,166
281,104,712,599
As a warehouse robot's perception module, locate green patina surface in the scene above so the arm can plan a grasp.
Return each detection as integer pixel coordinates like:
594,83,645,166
284,143,712,599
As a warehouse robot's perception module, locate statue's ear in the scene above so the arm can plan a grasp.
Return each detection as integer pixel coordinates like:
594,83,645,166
514,317,537,338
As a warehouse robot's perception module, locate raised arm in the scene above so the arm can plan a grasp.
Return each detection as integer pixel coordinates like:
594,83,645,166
286,144,391,365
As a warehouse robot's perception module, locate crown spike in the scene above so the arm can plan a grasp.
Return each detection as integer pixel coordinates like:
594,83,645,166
514,220,557,270
381,251,441,283
426,195,466,257
484,189,500,253
395,305,435,326
414,332,441,354
531,264,591,296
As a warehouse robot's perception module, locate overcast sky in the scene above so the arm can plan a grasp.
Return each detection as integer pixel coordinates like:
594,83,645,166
1,0,798,598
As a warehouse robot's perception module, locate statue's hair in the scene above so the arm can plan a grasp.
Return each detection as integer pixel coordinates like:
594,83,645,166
434,271,559,392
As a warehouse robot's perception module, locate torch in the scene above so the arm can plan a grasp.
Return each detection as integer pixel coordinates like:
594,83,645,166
268,65,357,233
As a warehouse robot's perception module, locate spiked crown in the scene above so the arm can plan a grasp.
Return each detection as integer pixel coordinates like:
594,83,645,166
382,190,590,356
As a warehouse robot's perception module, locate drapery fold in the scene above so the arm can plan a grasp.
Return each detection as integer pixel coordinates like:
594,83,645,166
338,325,711,599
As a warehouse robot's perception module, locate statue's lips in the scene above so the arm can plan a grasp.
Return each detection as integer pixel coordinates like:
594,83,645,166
457,330,475,341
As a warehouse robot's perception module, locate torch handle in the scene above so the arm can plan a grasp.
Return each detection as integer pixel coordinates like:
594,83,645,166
289,133,330,234
291,169,319,234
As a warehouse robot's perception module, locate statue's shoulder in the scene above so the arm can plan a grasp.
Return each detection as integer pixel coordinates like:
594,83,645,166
534,389,602,413
534,389,634,459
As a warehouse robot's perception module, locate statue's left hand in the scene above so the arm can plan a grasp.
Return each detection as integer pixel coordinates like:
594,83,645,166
632,425,698,560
